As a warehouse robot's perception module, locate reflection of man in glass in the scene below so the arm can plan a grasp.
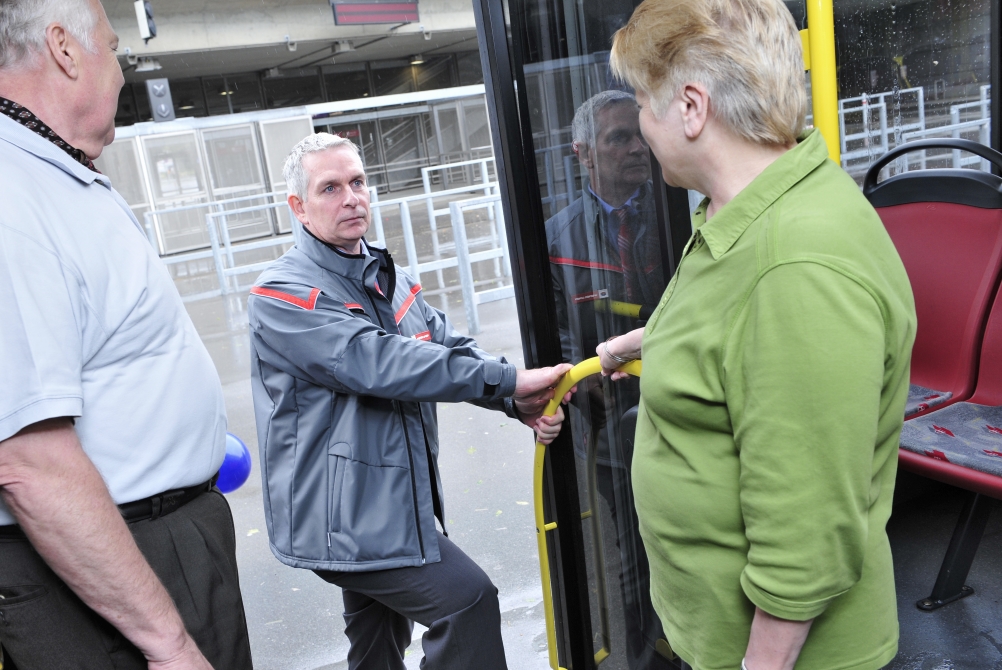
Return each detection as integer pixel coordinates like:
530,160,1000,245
545,90,671,668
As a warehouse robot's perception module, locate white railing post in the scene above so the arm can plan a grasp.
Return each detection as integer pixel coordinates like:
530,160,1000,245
370,186,385,248
495,191,511,278
399,201,421,284
205,212,229,295
142,211,160,253
449,200,480,335
421,167,446,288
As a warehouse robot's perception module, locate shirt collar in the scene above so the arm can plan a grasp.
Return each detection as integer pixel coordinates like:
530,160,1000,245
587,184,641,214
697,129,830,260
0,97,100,173
0,111,107,187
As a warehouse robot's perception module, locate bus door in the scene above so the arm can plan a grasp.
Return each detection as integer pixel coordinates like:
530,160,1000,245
474,0,998,667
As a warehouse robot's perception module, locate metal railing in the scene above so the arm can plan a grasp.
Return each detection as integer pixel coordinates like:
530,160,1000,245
142,190,288,256
422,158,498,288
449,194,513,335
190,183,513,333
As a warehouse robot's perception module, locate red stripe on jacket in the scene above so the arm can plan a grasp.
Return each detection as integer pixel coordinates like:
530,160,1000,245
395,284,423,324
250,286,321,310
549,256,624,273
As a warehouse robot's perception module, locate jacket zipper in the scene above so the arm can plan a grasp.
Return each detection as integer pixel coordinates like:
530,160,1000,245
362,275,427,563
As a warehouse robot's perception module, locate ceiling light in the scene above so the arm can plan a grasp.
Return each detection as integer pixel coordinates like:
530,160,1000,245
410,54,425,65
334,40,355,53
178,102,195,110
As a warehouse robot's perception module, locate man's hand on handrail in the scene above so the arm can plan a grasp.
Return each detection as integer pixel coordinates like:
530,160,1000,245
596,328,644,380
514,364,576,444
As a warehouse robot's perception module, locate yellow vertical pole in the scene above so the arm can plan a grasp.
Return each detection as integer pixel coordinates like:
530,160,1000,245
805,0,840,163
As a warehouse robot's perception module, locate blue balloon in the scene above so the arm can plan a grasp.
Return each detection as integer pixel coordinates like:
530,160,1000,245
217,433,252,493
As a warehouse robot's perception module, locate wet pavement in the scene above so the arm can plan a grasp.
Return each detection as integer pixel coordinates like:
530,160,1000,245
189,291,551,670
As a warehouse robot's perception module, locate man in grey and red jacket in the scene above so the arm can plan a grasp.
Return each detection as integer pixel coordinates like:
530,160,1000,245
249,133,570,670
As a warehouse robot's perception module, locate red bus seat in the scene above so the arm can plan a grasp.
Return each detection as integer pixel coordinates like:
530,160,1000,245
899,286,1002,497
864,140,1002,611
864,139,1002,419
865,140,1002,414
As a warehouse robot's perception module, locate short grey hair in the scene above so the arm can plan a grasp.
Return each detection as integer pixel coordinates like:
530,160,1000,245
571,90,637,147
283,133,362,201
0,0,98,70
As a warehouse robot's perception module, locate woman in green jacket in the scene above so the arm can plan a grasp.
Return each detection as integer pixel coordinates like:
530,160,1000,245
598,1,916,668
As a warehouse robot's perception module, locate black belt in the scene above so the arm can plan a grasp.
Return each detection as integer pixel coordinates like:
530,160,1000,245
0,478,214,539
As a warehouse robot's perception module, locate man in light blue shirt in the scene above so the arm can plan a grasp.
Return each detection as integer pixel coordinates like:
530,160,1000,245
0,1,251,668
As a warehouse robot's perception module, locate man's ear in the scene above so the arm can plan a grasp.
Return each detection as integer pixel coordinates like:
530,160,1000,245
288,193,310,227
45,24,81,80
680,83,710,140
575,141,595,169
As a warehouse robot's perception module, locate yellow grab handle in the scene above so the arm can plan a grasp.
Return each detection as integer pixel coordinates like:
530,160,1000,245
533,356,642,670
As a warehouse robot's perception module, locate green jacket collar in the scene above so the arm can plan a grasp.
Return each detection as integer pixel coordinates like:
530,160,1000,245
697,129,830,260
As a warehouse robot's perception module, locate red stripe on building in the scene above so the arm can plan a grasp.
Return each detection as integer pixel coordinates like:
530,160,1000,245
345,302,364,311
414,330,432,341
250,286,320,310
333,3,419,24
395,284,423,324
549,256,624,273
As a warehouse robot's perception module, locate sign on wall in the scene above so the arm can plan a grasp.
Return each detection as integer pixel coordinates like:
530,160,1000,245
145,78,176,122
330,0,418,25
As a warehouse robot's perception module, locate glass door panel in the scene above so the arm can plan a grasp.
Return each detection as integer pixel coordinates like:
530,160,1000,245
142,132,211,254
512,0,677,666
259,116,314,233
202,125,273,242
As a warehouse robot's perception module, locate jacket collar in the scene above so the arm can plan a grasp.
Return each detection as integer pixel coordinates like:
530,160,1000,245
297,226,386,280
697,129,829,260
0,113,108,188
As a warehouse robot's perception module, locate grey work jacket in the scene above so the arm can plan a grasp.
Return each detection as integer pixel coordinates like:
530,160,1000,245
249,231,517,572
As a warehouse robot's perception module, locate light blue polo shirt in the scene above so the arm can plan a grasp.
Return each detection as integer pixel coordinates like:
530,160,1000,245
0,114,226,525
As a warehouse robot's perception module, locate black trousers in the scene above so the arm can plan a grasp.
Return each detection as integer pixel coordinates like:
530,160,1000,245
0,490,252,670
315,532,507,670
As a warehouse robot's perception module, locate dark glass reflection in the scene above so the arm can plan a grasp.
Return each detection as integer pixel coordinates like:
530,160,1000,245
517,0,676,665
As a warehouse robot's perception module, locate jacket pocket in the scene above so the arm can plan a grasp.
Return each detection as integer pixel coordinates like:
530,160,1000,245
328,443,349,535
328,459,420,563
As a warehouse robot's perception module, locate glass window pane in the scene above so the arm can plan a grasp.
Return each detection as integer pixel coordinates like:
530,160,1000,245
203,74,264,116
322,63,372,101
372,61,416,95
456,51,485,85
263,69,325,108
834,0,992,180
171,78,207,118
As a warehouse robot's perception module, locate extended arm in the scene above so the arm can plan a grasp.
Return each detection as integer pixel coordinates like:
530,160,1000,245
0,419,210,670
744,608,813,670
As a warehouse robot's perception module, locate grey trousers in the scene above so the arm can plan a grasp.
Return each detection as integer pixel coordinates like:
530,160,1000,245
315,532,507,670
0,490,252,670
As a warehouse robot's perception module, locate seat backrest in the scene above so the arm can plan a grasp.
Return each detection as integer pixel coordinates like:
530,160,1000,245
972,285,1002,405
877,201,1002,399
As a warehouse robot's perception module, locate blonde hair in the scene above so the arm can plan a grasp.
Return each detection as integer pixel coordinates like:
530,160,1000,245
610,0,806,146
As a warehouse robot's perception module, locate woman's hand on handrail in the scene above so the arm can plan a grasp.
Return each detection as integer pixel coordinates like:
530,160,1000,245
596,328,644,380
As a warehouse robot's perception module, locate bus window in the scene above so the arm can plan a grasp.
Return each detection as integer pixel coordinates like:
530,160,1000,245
834,0,993,181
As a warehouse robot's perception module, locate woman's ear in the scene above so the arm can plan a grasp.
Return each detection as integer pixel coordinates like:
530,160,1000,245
680,83,710,140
